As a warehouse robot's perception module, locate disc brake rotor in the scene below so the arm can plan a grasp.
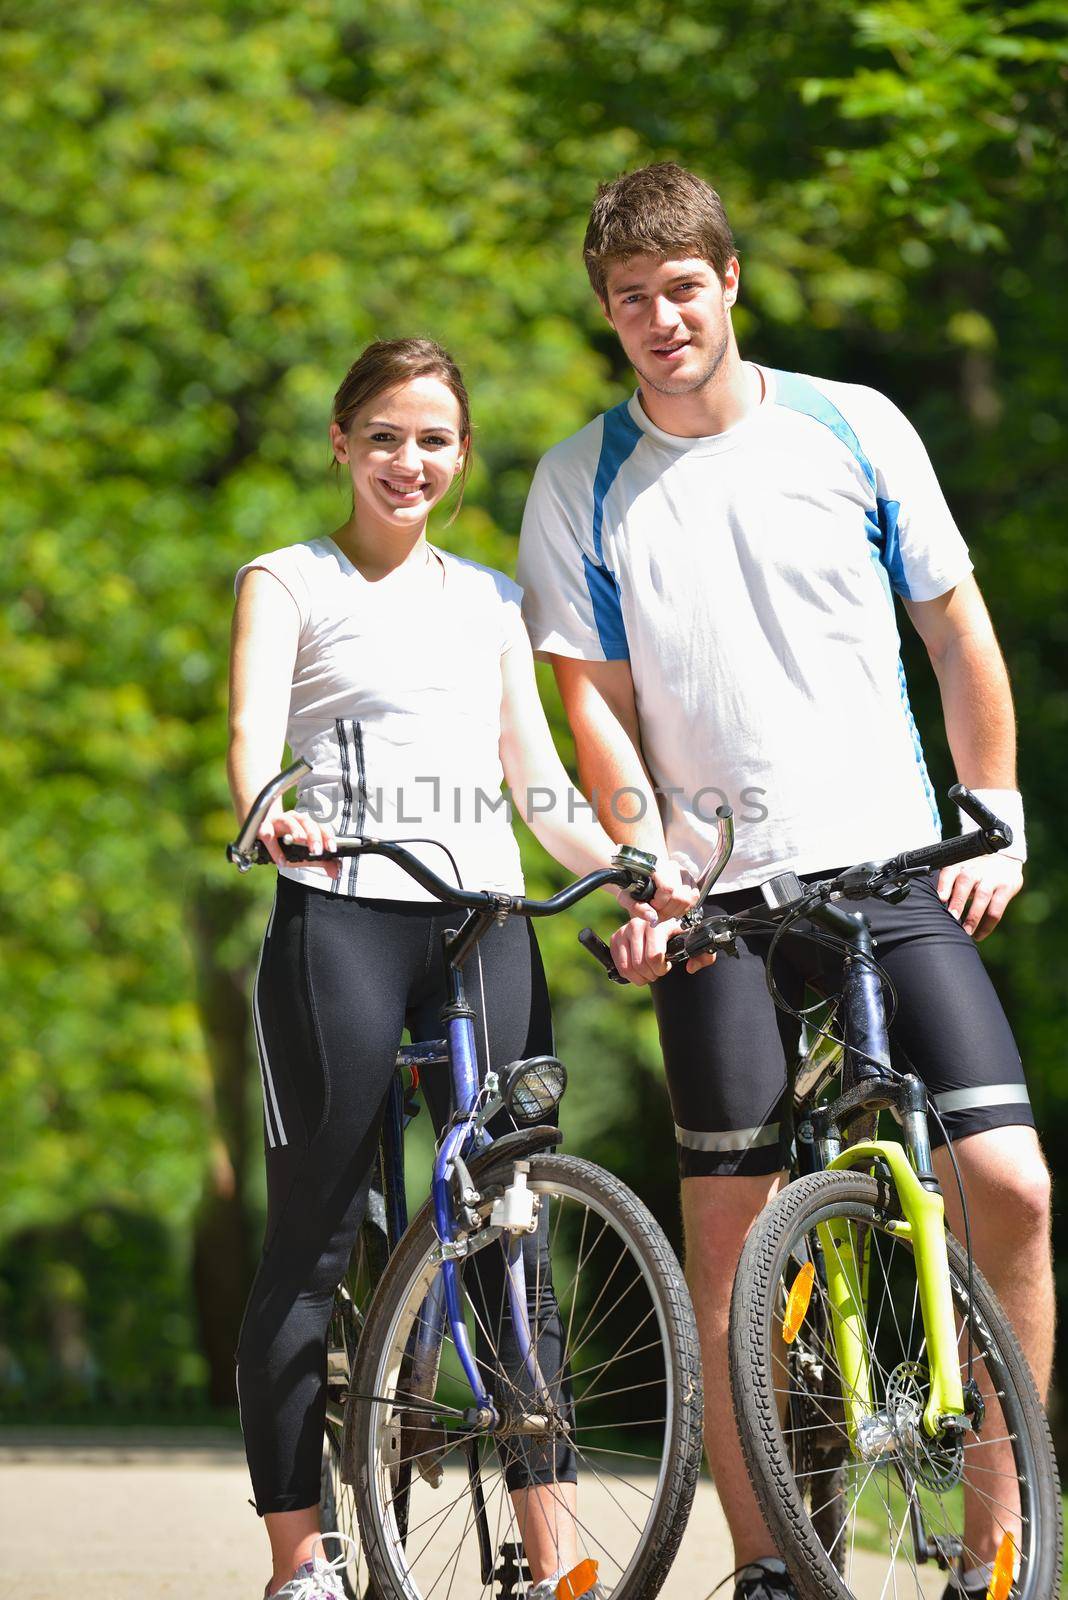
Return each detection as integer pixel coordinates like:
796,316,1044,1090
886,1361,965,1491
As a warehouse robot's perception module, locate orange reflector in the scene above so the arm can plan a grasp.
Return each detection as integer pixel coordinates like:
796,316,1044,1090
557,1560,599,1600
783,1260,816,1345
985,1534,1016,1600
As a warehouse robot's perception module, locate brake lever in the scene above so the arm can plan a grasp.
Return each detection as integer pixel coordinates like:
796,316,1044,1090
669,919,740,963
872,880,912,905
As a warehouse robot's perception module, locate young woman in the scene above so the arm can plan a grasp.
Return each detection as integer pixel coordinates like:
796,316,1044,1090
228,338,681,1600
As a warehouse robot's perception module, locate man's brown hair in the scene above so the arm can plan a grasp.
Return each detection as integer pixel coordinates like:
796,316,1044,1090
583,162,736,302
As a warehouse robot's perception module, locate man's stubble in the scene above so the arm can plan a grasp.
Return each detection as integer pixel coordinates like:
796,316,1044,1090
631,321,731,400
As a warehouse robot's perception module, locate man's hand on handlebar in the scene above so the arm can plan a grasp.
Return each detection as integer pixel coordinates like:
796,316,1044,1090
938,851,1023,940
258,806,340,880
609,913,717,986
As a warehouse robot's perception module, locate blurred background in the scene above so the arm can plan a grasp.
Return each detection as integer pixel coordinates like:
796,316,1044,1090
1,0,1065,1458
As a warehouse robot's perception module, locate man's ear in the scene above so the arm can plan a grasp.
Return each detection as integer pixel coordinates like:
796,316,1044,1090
722,255,741,309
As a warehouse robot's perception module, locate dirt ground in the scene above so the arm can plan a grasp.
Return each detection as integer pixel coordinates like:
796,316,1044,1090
0,1430,920,1598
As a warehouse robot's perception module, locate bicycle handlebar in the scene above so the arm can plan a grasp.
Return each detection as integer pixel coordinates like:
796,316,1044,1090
871,785,1012,880
580,784,1015,983
226,761,658,916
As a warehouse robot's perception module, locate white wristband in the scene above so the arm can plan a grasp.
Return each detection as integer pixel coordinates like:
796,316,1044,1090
957,787,1026,863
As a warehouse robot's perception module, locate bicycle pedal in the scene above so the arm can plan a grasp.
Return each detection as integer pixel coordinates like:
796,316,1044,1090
493,1541,531,1599
556,1561,600,1600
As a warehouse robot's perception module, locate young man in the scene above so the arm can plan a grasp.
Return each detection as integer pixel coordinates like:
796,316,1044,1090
516,163,1052,1600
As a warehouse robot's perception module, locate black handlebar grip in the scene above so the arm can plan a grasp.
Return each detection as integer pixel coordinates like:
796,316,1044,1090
578,927,628,984
629,874,657,905
236,840,333,865
282,842,314,861
948,784,1004,834
894,828,1004,875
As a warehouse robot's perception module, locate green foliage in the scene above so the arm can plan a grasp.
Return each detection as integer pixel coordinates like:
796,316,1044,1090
1,0,1065,1420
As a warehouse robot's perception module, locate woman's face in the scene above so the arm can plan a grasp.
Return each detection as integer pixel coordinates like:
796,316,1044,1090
331,376,466,533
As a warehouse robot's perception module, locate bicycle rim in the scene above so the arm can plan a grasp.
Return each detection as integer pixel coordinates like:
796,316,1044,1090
732,1172,1061,1600
355,1154,700,1600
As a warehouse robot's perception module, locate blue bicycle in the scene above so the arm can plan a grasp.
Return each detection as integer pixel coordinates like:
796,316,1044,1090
230,761,703,1600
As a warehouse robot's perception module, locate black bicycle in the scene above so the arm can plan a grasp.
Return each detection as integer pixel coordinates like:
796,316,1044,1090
230,761,704,1600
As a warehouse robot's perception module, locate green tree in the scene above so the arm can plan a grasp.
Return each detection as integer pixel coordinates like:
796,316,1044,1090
2,0,1065,1428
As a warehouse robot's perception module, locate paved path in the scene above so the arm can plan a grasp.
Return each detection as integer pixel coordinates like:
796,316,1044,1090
0,1432,921,1598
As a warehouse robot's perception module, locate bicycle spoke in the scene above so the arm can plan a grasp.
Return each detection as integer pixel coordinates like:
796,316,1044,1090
572,1374,670,1409
572,1443,663,1466
566,1305,659,1406
562,1239,641,1367
570,1415,668,1432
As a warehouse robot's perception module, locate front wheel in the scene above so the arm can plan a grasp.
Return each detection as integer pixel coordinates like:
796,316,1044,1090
730,1171,1061,1600
351,1152,703,1600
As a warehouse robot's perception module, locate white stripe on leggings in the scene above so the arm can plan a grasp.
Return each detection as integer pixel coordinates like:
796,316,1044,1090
253,898,287,1148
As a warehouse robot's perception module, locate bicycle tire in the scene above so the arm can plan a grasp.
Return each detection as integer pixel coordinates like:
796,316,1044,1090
322,1206,391,1600
785,1282,847,1577
351,1151,703,1600
730,1170,1061,1600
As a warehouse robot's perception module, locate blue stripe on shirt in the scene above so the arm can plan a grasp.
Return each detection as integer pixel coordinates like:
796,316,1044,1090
585,401,644,659
770,368,913,600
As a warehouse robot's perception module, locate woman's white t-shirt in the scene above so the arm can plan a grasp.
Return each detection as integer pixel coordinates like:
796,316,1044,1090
235,537,526,901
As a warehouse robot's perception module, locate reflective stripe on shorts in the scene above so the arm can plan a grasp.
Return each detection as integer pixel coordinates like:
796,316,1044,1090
933,1083,1031,1115
675,1121,781,1153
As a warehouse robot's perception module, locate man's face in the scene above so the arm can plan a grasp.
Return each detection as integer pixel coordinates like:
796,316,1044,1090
601,254,739,398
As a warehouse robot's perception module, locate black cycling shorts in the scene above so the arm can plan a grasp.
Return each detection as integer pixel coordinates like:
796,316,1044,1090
651,869,1033,1179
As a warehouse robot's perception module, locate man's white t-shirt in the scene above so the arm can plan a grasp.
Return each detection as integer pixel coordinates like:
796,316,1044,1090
517,366,973,891
235,537,525,901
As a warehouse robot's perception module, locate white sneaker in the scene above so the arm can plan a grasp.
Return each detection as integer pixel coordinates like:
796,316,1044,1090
266,1533,356,1600
526,1564,609,1600
526,1587,610,1600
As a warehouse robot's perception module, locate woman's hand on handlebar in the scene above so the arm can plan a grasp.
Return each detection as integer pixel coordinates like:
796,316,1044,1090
609,859,697,922
642,859,700,919
259,807,340,879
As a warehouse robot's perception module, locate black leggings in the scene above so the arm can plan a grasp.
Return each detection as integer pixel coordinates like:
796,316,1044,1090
236,875,572,1514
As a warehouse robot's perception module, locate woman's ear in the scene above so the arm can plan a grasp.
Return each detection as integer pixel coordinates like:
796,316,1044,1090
329,422,349,463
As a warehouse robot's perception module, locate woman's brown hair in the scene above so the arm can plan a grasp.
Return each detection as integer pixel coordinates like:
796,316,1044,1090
331,337,472,516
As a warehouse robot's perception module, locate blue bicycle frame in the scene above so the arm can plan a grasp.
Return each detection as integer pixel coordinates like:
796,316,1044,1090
402,918,541,1428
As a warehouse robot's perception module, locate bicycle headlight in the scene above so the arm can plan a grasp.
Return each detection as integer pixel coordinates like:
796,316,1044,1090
501,1056,568,1125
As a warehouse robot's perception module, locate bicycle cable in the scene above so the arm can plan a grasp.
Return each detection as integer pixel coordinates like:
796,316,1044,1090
740,897,902,1045
372,835,467,890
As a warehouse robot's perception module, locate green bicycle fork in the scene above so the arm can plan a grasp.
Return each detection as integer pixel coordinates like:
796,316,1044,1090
821,1141,966,1444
